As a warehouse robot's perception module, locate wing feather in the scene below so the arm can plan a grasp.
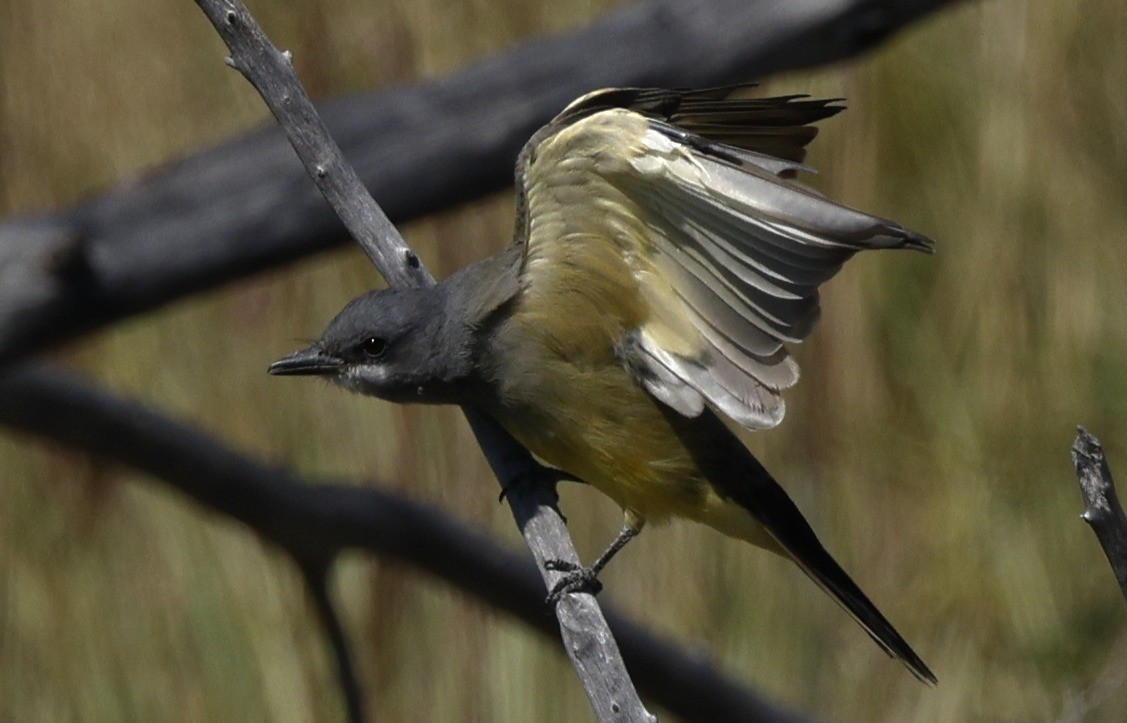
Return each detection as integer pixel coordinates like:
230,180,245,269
517,88,933,430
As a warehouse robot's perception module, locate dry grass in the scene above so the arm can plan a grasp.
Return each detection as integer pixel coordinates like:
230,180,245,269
2,0,1126,720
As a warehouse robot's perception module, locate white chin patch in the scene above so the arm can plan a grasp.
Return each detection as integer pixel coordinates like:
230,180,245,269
335,364,388,396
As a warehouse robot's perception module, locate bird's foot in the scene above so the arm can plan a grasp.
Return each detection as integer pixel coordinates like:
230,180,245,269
544,560,604,604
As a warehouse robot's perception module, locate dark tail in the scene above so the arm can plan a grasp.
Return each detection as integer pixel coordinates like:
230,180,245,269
764,504,938,685
679,410,937,684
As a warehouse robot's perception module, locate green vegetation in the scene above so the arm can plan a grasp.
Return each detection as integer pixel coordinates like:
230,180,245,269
1,0,1125,719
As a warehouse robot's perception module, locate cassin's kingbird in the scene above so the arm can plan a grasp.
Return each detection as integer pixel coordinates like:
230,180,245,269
270,86,936,683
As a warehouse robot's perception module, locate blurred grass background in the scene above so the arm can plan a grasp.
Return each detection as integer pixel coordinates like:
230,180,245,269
2,0,1126,720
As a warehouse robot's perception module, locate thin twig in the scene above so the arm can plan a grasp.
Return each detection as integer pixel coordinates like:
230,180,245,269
1071,426,1127,605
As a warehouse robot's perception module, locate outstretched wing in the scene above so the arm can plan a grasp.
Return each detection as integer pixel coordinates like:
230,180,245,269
515,87,932,430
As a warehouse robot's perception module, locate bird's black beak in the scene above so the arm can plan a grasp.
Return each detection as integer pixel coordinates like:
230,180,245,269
268,346,344,376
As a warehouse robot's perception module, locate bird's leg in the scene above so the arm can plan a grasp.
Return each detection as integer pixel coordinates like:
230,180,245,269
545,515,644,604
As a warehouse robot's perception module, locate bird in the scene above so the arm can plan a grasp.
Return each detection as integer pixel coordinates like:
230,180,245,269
269,85,936,683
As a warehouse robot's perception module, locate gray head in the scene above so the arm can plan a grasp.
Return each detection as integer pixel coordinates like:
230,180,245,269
268,285,479,404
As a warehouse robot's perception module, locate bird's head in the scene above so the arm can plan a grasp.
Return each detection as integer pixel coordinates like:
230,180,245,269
268,286,477,404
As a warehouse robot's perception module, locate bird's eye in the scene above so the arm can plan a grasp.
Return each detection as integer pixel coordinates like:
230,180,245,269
358,337,388,359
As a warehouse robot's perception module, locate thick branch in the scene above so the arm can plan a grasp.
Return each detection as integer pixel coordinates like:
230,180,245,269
0,0,960,367
1071,427,1127,605
0,365,810,723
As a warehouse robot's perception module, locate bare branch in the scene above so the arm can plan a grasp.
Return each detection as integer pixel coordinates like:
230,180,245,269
466,408,657,721
0,0,961,367
301,560,366,723
0,364,810,723
1071,427,1127,605
194,1,650,718
193,0,430,290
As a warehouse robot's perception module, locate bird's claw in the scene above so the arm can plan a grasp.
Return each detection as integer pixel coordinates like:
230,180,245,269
544,559,604,604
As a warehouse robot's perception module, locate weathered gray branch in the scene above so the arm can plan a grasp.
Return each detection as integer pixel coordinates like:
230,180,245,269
0,364,810,723
0,0,961,367
1071,427,1127,605
192,0,650,719
198,1,431,290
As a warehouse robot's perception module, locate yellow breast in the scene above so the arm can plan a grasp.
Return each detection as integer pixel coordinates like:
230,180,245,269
489,347,708,522
483,233,708,522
